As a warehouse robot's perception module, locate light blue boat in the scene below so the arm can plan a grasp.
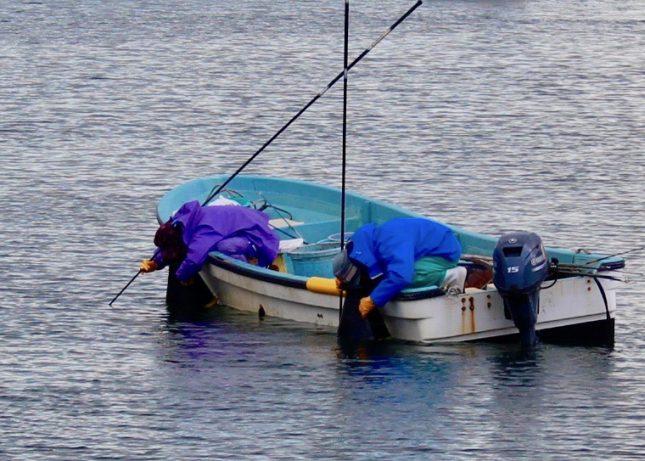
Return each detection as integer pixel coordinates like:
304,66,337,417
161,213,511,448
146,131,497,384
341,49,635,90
157,174,624,345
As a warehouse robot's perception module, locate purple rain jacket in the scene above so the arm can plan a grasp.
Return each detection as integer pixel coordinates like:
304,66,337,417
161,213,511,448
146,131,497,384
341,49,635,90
153,201,279,281
348,217,462,307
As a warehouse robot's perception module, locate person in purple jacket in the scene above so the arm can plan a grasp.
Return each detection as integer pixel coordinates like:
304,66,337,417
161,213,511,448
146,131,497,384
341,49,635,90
333,217,466,319
139,200,279,283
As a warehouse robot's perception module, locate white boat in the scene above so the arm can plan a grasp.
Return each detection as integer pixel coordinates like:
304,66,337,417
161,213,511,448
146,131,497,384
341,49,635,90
148,2,624,346
157,174,625,346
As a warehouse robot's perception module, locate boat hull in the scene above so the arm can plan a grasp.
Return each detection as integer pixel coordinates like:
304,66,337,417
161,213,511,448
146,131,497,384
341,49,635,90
197,258,620,344
157,175,624,346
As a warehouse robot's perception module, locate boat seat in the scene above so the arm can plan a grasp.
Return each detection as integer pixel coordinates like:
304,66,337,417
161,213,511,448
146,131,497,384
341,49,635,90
278,238,305,252
269,217,305,229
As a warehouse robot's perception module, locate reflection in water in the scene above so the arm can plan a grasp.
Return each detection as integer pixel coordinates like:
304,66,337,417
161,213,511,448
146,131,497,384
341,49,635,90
335,338,393,361
133,301,633,459
162,309,223,361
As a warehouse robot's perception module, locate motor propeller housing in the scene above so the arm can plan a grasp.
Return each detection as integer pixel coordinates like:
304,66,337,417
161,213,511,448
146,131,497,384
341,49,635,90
493,231,549,348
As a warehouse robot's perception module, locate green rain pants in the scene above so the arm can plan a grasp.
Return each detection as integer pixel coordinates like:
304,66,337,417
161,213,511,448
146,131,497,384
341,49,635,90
410,256,458,288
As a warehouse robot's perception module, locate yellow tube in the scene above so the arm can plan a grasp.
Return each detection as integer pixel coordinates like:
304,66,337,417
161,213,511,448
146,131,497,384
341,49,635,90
306,277,344,296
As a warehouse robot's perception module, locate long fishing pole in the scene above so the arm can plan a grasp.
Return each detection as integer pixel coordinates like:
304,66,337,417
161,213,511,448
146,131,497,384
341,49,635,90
109,270,142,306
202,0,423,206
339,0,350,322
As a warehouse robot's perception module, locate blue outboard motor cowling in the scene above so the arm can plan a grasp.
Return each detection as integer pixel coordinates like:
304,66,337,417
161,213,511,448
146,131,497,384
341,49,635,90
493,232,548,348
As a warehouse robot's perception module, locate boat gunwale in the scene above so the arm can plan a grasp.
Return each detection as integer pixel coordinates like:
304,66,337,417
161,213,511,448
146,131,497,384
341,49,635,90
207,252,447,301
160,174,626,274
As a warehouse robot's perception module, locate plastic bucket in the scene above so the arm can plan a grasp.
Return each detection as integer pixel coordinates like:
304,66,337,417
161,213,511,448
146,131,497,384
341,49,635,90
287,242,342,277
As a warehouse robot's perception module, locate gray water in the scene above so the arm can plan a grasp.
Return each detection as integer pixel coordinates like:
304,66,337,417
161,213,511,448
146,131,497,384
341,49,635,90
1,0,644,459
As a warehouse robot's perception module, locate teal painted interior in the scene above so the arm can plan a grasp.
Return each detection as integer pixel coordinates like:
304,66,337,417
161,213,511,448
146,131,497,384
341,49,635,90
158,175,624,280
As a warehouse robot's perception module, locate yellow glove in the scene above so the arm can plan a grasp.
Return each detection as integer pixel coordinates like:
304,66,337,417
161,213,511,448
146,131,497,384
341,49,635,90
139,259,158,273
358,296,376,319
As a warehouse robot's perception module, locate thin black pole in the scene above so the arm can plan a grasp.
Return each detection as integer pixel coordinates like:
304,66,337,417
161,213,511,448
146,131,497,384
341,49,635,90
202,0,423,206
339,0,349,321
582,245,645,266
110,0,424,306
109,270,142,306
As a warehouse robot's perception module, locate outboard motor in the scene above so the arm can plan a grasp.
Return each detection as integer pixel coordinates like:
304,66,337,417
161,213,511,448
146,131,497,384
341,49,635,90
493,232,548,348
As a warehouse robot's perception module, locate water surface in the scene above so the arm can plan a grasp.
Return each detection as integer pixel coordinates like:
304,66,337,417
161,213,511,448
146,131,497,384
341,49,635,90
1,1,644,459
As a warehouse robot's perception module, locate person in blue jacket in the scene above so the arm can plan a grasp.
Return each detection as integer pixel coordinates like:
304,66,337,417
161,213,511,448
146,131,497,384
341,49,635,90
333,217,466,319
139,200,279,283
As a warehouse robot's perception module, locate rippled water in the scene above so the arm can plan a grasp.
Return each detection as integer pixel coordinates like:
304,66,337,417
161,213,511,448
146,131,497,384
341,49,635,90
1,0,644,459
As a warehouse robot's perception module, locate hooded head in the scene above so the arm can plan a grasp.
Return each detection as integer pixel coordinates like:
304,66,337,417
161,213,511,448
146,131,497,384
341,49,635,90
154,222,187,264
333,247,362,288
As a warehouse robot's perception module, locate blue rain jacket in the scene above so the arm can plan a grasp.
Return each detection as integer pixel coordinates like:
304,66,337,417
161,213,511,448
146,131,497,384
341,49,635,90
153,201,279,281
348,217,462,307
